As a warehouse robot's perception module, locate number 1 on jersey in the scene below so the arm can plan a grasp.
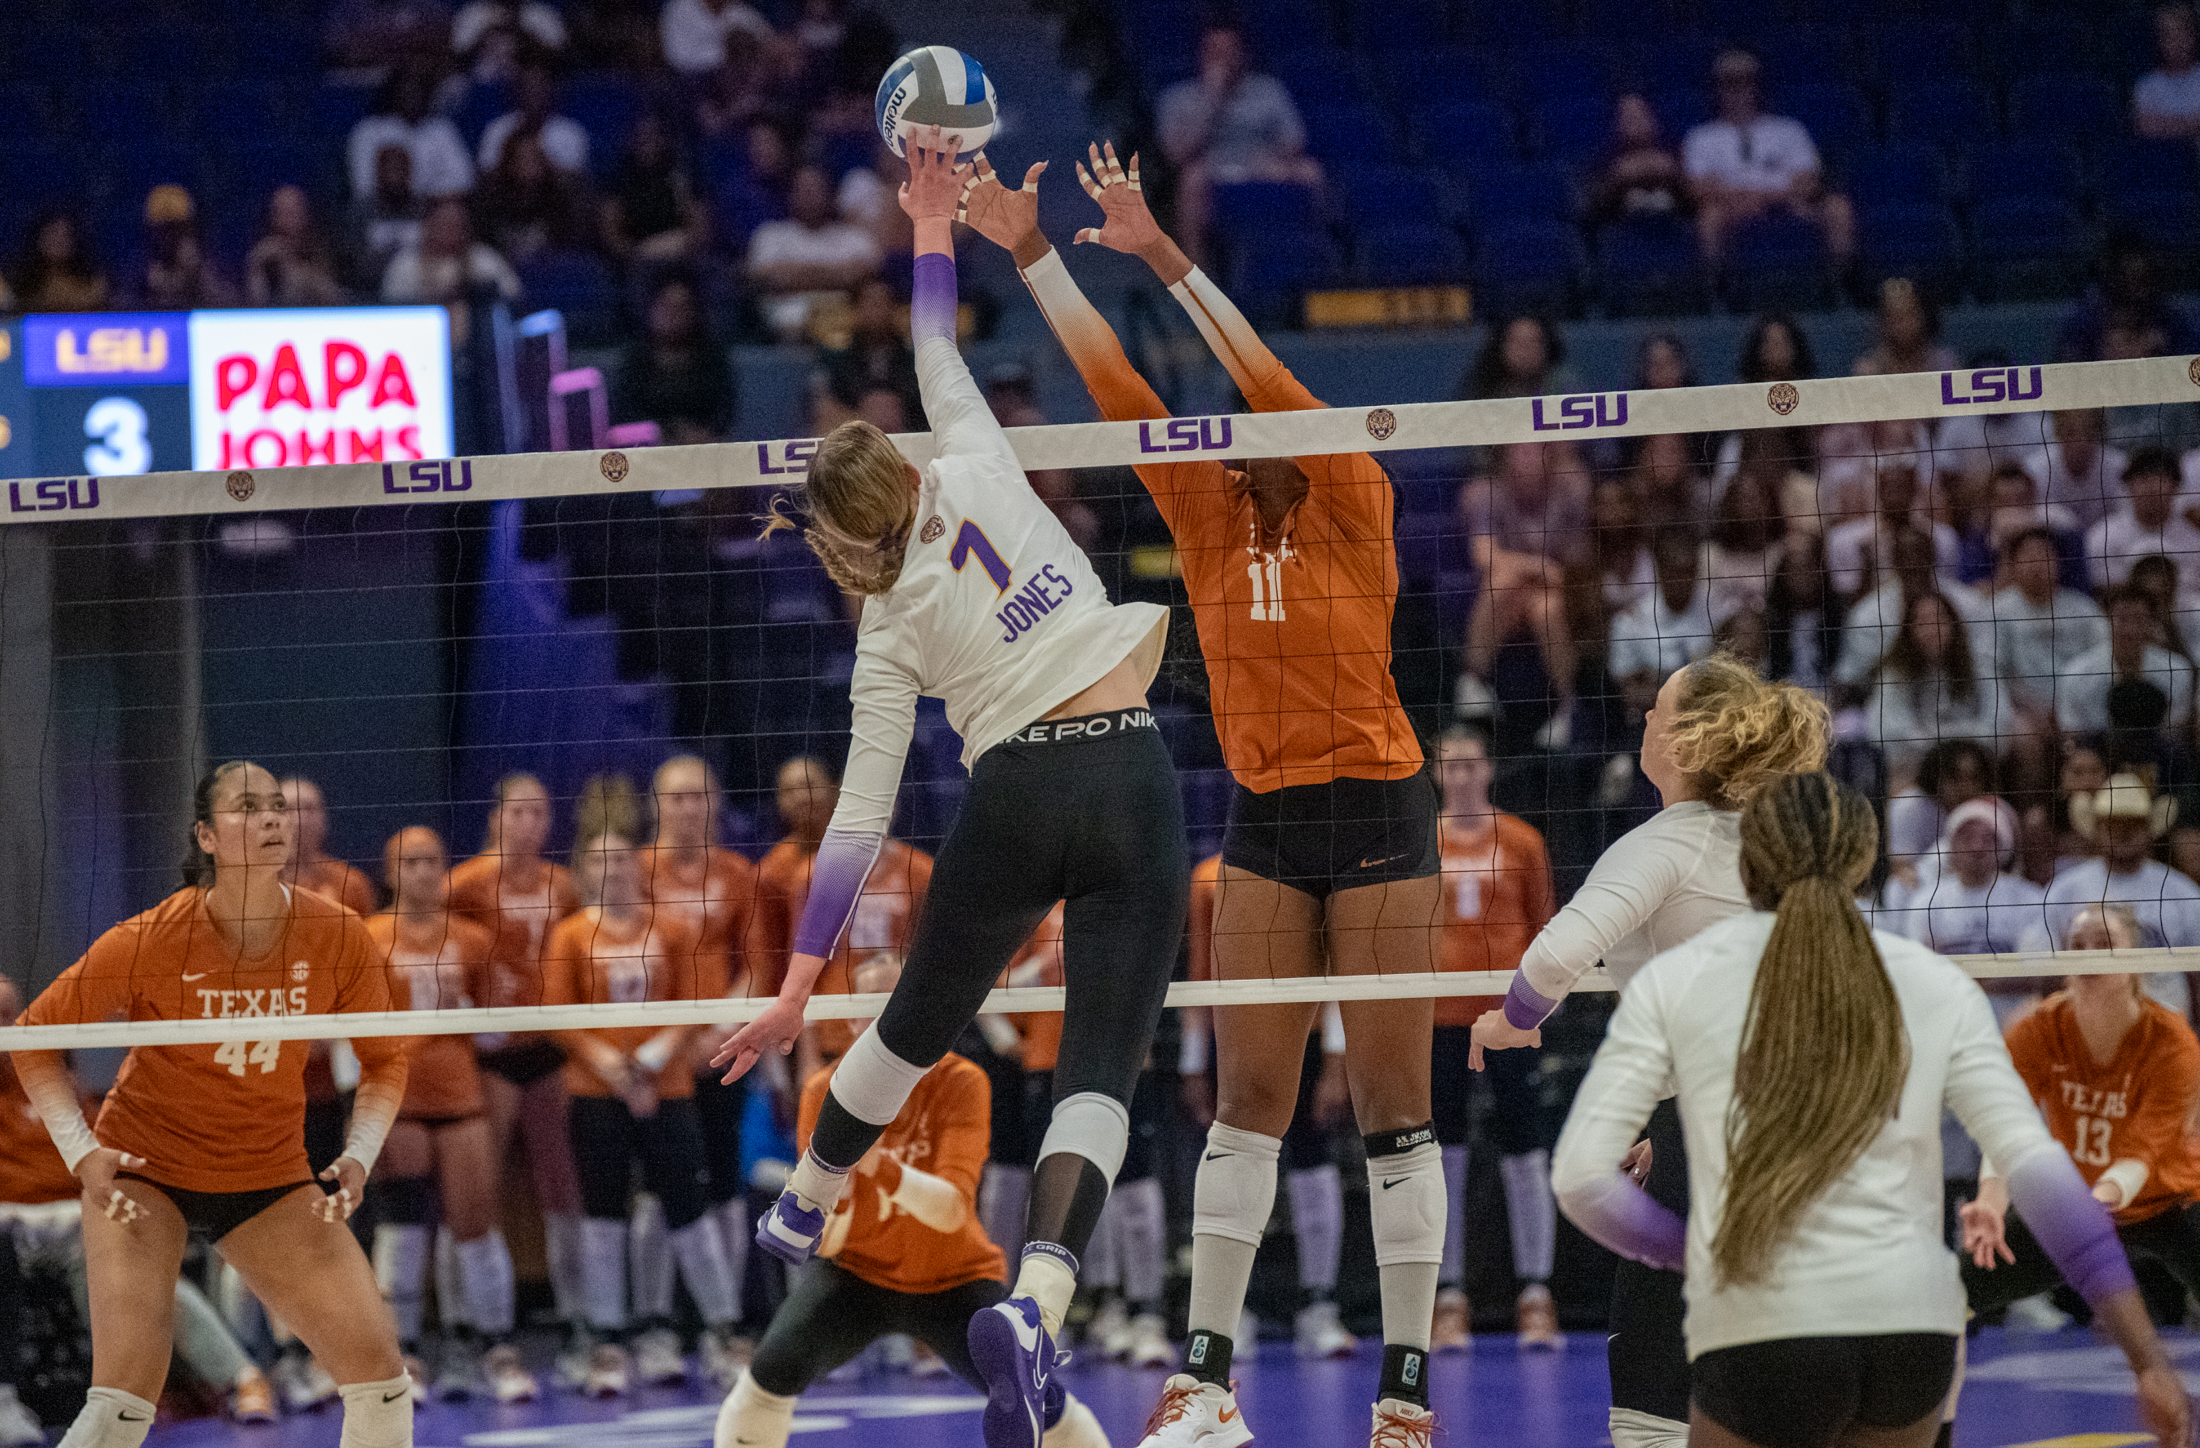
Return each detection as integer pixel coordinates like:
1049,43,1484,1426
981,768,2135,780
951,521,1012,594
1248,554,1286,621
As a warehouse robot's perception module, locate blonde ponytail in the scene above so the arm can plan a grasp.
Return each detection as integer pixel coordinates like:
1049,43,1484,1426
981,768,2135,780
1718,771,1906,1288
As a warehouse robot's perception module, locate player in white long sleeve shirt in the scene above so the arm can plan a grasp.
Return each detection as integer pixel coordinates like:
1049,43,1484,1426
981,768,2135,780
1470,654,1828,1448
713,127,1183,1448
1552,773,2190,1448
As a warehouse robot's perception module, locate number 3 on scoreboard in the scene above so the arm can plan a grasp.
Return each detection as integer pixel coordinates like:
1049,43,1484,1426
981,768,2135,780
213,1039,282,1076
1248,554,1286,622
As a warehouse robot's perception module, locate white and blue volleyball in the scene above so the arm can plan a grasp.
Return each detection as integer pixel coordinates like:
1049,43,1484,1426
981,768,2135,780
875,45,997,160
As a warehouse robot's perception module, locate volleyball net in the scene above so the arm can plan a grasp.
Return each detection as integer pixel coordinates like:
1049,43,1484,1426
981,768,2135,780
5,348,2200,1052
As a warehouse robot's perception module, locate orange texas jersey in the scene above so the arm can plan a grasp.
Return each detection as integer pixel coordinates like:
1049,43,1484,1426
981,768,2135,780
14,886,406,1195
755,836,934,1061
1007,904,1066,1073
1034,267,1419,793
540,907,702,1099
2006,992,2200,1224
447,852,581,1050
1434,813,1557,1028
366,911,492,1122
295,853,379,918
640,843,760,1001
799,1053,1005,1294
0,1053,82,1206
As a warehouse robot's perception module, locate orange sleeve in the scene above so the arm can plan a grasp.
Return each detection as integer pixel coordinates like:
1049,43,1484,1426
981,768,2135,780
335,911,410,1079
2124,1021,2200,1175
796,1069,830,1154
552,866,582,920
927,1061,992,1199
540,919,583,1007
2002,1008,2055,1105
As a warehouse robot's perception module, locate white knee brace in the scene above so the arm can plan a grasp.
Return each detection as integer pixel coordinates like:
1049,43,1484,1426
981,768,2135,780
828,1027,931,1127
1037,1092,1130,1181
1367,1138,1446,1268
1191,1122,1281,1248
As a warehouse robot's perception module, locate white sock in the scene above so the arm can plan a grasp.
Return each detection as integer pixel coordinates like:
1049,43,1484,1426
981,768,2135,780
433,1228,464,1333
1287,1164,1344,1296
56,1387,156,1448
1012,1248,1079,1339
714,1371,795,1448
1439,1144,1468,1289
337,1376,414,1448
579,1217,629,1333
714,1199,751,1327
372,1223,431,1346
979,1165,1030,1260
543,1212,585,1323
786,1149,852,1214
457,1231,517,1338
630,1194,674,1322
1116,1177,1167,1309
671,1217,739,1326
1608,1407,1690,1448
1501,1149,1557,1284
1084,1191,1124,1292
1369,1140,1445,1352
1188,1123,1281,1337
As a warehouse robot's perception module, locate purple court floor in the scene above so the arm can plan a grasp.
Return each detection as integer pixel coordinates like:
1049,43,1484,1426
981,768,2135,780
142,1328,2196,1448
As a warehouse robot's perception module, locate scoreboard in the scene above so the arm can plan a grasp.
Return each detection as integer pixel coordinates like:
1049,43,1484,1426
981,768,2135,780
0,308,453,498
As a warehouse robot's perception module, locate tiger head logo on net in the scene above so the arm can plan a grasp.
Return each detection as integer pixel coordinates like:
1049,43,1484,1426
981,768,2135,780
1766,383,1801,416
225,470,255,502
599,451,629,484
1365,407,1397,441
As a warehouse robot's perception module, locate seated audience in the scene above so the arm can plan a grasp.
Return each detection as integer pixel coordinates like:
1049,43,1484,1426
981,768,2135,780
660,0,776,77
1702,461,1791,622
745,164,880,341
476,129,593,263
1882,796,2048,954
611,273,736,445
452,0,567,83
1888,738,1997,874
130,184,237,309
1937,359,2051,497
1632,333,1695,390
1836,527,1989,687
1710,315,1816,489
2029,773,2200,1012
2090,448,2200,592
1819,417,1933,528
12,210,110,312
1865,589,2013,786
987,368,1096,552
1610,527,1717,716
1625,430,1708,533
2025,408,2131,529
1156,22,1322,266
602,113,706,264
813,275,923,430
1459,441,1591,746
246,185,347,307
1682,48,1854,262
1993,526,2109,725
711,119,796,248
1587,94,1691,228
348,61,475,200
2056,241,2200,366
1979,460,2081,562
1458,313,1575,402
480,60,592,176
342,144,426,294
1852,277,1956,378
2059,585,2197,737
382,196,524,326
1826,461,1961,597
2136,2,2200,141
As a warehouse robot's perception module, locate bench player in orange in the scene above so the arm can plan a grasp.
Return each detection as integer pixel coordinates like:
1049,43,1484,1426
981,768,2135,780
1425,727,1561,1352
542,778,743,1397
963,143,1443,1446
713,952,1105,1448
281,776,380,917
12,761,413,1448
446,773,588,1364
366,827,535,1404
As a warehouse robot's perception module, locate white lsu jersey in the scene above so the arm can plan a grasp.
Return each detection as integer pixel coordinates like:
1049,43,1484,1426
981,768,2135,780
828,335,1168,839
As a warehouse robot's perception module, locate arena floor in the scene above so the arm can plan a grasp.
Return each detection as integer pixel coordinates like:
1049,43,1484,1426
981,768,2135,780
141,1328,2197,1448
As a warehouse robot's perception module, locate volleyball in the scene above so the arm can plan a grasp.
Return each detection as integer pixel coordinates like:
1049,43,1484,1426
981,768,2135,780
875,44,997,160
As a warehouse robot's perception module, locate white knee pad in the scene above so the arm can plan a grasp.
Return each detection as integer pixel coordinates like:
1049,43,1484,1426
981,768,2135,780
1367,1140,1446,1268
829,1027,931,1127
55,1387,156,1448
1037,1092,1130,1182
337,1376,415,1448
1191,1122,1281,1248
1608,1407,1690,1448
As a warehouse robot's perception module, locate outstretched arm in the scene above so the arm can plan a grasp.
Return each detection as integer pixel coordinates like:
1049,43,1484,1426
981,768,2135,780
899,124,1017,471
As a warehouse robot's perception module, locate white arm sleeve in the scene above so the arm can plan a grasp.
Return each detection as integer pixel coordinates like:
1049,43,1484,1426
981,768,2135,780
914,335,1020,474
888,1163,969,1234
1942,981,2072,1190
22,1067,100,1173
1550,975,1686,1270
828,637,923,840
1514,813,1693,1014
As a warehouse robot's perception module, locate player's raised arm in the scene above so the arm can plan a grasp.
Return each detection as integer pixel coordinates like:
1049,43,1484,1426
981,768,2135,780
900,124,1017,472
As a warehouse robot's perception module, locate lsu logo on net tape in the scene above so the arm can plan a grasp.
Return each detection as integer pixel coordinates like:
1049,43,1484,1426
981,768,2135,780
600,451,629,484
1365,407,1397,441
226,470,255,502
1766,383,1801,416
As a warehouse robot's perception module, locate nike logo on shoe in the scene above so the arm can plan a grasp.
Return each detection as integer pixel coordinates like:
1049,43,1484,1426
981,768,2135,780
1218,1405,1239,1423
1006,1304,1042,1356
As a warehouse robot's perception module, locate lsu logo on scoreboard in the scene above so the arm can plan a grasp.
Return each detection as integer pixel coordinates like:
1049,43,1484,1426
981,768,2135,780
381,459,475,494
6,477,100,513
24,313,190,386
1938,367,2044,406
1530,392,1629,430
1138,417,1233,453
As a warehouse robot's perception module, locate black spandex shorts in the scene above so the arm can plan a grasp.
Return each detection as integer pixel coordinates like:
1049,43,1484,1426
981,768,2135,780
1222,769,1438,900
478,1039,566,1087
1692,1333,1958,1448
119,1174,317,1244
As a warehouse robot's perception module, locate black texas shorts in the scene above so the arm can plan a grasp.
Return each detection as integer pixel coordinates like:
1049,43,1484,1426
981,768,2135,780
1222,768,1439,900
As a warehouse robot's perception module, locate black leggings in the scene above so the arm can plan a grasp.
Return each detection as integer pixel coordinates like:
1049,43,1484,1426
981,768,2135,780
1692,1333,1958,1448
570,1094,713,1228
1965,1198,2200,1310
748,1260,1006,1396
1609,1097,1690,1424
0,1230,19,1392
818,718,1188,1153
